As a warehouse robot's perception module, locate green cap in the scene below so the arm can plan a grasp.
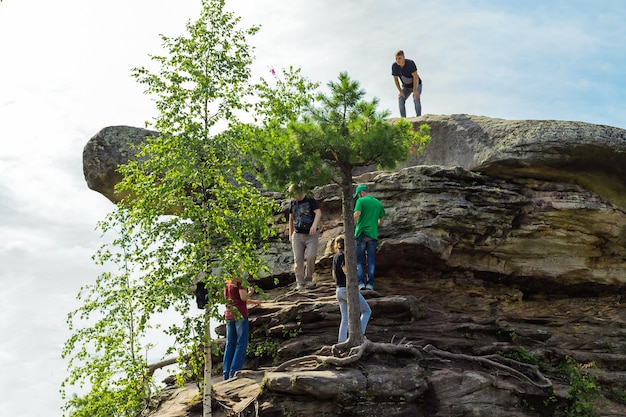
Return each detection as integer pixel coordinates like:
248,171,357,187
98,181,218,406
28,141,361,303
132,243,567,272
353,184,368,199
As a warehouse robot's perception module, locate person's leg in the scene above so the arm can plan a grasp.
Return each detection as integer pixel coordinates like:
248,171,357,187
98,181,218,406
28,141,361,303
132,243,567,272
223,319,237,380
365,239,377,289
358,292,372,334
355,236,366,288
336,287,349,342
398,88,409,118
228,318,249,378
303,234,319,284
414,83,422,116
292,233,306,287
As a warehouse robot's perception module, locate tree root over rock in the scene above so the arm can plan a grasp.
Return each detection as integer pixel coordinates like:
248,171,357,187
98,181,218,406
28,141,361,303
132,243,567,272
422,344,553,389
212,339,555,416
273,338,422,371
273,339,552,390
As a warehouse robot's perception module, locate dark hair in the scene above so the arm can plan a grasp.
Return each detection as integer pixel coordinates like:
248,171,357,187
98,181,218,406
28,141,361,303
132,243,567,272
334,235,345,251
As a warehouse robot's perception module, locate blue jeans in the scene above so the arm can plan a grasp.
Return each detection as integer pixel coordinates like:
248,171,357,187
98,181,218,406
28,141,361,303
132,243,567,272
336,287,371,342
223,318,249,380
399,83,422,117
356,234,377,287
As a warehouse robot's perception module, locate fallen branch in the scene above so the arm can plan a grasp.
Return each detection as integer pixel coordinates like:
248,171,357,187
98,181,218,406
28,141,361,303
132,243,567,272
147,356,181,377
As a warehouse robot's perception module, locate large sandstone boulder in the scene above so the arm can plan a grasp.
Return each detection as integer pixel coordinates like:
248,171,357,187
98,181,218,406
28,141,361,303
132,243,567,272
83,125,157,203
356,165,626,291
408,114,626,209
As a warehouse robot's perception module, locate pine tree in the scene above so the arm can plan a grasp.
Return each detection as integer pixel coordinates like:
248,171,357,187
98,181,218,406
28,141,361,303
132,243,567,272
253,71,430,346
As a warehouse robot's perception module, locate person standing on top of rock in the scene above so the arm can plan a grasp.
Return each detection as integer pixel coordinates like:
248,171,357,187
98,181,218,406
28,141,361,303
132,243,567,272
332,235,371,342
354,184,386,291
223,274,262,380
288,184,322,290
392,50,422,117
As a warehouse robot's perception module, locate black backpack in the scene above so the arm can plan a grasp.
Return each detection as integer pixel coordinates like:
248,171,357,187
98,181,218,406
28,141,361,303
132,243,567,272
195,282,208,309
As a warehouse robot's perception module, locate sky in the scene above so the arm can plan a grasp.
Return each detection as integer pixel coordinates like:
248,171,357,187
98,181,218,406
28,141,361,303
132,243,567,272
1,0,625,416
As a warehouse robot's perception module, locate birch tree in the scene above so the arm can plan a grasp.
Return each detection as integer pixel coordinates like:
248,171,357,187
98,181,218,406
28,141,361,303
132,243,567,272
63,1,278,416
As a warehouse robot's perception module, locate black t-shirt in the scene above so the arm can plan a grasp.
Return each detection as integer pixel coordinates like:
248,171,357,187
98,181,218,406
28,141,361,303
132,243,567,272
290,196,320,233
333,252,346,287
392,58,422,88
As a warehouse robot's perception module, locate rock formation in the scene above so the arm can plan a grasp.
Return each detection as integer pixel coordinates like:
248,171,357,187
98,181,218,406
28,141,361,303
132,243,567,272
83,125,157,203
83,115,626,416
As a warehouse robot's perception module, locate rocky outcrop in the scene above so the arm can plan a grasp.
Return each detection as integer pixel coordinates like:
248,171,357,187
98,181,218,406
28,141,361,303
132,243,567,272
406,115,626,209
150,275,626,416
84,115,626,416
83,125,157,203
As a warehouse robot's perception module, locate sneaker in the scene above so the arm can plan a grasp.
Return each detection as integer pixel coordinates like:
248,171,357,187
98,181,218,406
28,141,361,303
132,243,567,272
358,283,365,290
305,281,316,289
365,284,374,291
296,284,305,291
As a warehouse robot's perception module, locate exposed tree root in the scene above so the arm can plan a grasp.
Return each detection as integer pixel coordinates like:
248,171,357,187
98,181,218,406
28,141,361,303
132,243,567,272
422,344,553,389
273,339,552,391
274,338,422,371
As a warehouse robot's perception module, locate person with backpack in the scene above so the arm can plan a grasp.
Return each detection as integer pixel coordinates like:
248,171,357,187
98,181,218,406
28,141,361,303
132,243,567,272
288,184,322,290
392,49,422,117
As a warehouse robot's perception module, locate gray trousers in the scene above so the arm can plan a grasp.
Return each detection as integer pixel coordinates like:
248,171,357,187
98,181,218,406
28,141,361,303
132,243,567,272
292,231,318,286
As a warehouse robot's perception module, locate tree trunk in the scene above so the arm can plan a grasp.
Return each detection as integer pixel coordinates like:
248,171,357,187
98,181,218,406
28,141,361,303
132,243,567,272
203,307,212,417
341,180,364,346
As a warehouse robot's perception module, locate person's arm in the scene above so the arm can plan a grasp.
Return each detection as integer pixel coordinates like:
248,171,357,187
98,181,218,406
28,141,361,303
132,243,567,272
239,286,262,306
309,208,322,235
393,76,403,98
412,70,420,98
353,210,361,223
378,217,385,227
288,212,294,242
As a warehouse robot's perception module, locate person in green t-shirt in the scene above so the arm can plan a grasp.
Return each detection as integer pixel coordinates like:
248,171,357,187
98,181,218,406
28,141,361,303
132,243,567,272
353,184,386,291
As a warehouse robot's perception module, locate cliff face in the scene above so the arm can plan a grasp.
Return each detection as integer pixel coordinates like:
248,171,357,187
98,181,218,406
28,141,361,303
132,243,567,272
83,115,626,416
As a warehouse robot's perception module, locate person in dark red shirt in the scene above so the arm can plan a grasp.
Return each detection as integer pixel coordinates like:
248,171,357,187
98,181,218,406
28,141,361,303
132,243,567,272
223,276,261,380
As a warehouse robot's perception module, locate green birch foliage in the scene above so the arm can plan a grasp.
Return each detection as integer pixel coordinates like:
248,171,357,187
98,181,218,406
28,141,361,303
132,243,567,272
61,211,158,417
62,1,276,415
